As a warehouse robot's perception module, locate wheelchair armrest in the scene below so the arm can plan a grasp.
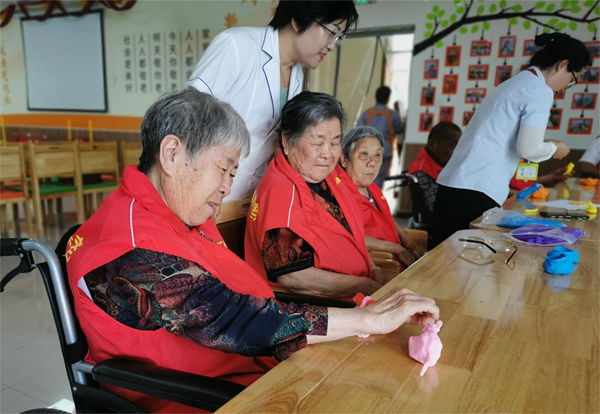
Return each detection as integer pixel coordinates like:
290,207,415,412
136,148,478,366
274,291,356,308
92,358,246,412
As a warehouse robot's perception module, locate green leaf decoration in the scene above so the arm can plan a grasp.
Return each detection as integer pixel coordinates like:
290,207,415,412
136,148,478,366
454,0,461,5
569,21,577,30
557,21,568,29
426,22,434,29
572,5,581,12
546,4,555,11
570,0,578,6
548,18,559,25
441,20,449,28
471,24,480,33
514,4,523,11
477,5,485,14
450,13,457,22
595,6,600,15
424,31,432,38
457,6,465,13
584,0,594,6
561,0,570,8
483,21,490,30
433,5,440,13
543,27,551,33
535,1,545,9
427,13,435,20
459,26,469,34
489,4,497,12
438,10,446,17
523,20,531,30
500,0,507,9
588,22,597,32
435,41,444,48
508,17,518,25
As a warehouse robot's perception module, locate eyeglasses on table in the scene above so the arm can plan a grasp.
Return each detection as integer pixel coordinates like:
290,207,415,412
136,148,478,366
458,237,518,264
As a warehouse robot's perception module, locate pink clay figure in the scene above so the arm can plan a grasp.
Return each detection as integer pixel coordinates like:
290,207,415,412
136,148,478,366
409,320,443,376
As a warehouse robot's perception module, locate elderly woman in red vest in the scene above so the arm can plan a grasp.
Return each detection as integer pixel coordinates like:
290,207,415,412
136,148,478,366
337,126,428,268
66,88,439,413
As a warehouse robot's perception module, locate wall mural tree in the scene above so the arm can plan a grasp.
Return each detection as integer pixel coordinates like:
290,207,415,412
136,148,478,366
414,0,600,56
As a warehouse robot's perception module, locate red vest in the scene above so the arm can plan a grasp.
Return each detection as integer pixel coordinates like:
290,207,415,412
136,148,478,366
66,166,277,413
336,165,401,245
408,147,443,181
244,152,373,290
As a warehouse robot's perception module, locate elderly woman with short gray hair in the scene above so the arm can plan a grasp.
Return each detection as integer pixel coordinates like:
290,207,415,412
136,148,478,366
337,126,428,269
245,92,387,299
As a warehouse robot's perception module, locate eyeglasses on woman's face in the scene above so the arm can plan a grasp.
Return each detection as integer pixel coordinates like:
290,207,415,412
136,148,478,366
314,20,346,47
565,71,578,89
458,237,517,264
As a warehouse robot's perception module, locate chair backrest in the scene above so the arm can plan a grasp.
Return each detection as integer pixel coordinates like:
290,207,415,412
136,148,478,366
77,141,120,181
0,145,27,182
215,198,251,259
29,142,80,179
120,141,143,170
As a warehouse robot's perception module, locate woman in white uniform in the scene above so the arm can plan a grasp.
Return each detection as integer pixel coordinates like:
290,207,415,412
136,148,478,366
187,0,358,201
432,33,592,246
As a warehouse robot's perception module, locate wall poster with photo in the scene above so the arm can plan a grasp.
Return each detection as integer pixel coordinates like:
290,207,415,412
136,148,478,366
420,86,436,106
470,40,492,57
419,112,434,132
567,117,594,134
442,74,459,94
465,88,487,104
495,65,513,86
554,90,566,100
424,59,439,79
584,41,600,59
499,35,517,58
462,111,475,126
571,92,598,110
547,108,562,130
439,106,455,122
445,45,462,67
579,67,599,84
523,39,542,56
468,64,489,81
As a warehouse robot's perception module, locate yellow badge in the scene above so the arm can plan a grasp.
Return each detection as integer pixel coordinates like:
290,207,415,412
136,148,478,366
217,240,229,249
516,162,539,181
250,191,259,221
381,195,386,200
65,234,84,263
335,177,341,185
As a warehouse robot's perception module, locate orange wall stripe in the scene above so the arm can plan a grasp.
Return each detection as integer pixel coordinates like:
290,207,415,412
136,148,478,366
2,114,143,131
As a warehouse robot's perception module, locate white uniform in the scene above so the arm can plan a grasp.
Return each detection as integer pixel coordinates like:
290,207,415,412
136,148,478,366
437,66,554,205
580,137,600,167
188,27,304,201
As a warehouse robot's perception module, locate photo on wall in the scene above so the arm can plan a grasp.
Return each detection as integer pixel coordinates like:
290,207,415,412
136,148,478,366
523,39,542,56
567,118,594,134
499,35,517,58
571,92,598,110
579,67,599,84
424,59,439,79
445,45,462,66
462,111,475,126
468,64,489,80
442,74,459,94
470,40,492,56
439,106,455,122
419,112,434,132
554,90,566,100
465,88,487,104
495,65,513,86
547,108,562,130
420,86,436,106
584,41,600,59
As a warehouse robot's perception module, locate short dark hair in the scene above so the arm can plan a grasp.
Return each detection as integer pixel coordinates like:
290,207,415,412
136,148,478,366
375,86,391,104
530,32,592,72
138,88,250,174
279,91,346,149
269,0,359,35
428,121,462,143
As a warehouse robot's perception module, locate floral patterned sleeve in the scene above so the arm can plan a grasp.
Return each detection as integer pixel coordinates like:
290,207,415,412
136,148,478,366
83,248,328,361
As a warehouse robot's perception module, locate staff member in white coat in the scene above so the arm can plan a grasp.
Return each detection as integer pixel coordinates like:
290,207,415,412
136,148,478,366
432,32,591,246
187,0,358,202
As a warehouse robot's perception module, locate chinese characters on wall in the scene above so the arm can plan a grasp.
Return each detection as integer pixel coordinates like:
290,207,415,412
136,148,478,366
1,47,10,105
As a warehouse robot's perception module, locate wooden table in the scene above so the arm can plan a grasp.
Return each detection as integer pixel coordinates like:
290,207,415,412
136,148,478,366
470,178,599,243
217,229,599,413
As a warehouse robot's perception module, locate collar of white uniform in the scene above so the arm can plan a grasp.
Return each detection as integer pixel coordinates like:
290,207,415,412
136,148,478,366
529,66,544,83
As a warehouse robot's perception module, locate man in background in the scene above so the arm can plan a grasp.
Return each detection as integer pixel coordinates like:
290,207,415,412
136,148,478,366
357,86,403,188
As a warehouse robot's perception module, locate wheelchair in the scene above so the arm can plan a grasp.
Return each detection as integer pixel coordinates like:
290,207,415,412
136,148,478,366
1,226,354,413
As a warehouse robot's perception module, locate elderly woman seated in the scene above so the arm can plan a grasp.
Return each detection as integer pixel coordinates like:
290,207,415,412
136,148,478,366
337,126,428,268
66,88,439,413
245,92,388,298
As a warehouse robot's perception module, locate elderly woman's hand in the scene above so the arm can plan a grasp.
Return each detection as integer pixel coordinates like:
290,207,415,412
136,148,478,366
394,245,417,268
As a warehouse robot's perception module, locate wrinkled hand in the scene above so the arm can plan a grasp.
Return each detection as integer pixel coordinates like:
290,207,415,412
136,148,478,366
394,245,417,268
551,166,571,182
372,266,385,285
360,287,440,335
403,237,428,260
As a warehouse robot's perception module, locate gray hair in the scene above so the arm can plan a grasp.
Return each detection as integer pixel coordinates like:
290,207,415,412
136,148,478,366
138,87,250,174
342,126,384,159
279,91,346,149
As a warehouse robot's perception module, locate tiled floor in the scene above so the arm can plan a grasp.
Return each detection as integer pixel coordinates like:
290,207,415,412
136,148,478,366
1,214,78,414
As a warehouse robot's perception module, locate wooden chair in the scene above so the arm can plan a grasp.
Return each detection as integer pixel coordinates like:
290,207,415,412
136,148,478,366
119,141,143,176
215,198,251,259
369,229,428,283
0,145,34,236
27,142,84,237
77,141,120,219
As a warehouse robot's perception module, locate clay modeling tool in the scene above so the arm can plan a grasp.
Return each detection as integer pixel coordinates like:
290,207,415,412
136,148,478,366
516,183,542,199
564,162,574,175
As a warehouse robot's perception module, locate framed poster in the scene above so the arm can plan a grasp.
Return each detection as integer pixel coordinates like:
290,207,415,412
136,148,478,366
442,74,459,94
571,92,598,110
495,65,513,86
470,40,492,57
567,118,593,134
439,106,455,122
468,64,489,81
523,39,542,56
424,59,439,79
421,86,436,106
445,45,462,67
579,67,599,84
462,111,475,126
419,112,434,132
499,35,517,58
465,88,487,104
547,108,562,130
584,41,600,59
554,90,566,100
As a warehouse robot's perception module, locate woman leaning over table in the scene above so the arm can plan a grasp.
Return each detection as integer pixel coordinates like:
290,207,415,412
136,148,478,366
337,126,427,269
245,92,388,299
433,32,592,247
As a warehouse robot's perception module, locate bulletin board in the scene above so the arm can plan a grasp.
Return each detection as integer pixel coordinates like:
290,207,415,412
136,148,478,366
21,10,107,112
